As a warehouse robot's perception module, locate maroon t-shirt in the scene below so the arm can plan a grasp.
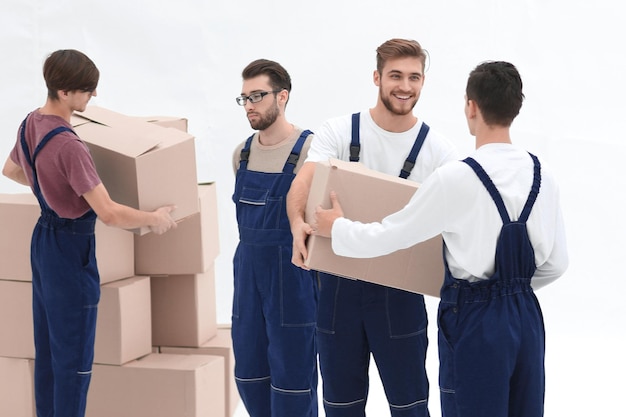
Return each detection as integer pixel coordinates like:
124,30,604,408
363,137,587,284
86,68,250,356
10,110,102,219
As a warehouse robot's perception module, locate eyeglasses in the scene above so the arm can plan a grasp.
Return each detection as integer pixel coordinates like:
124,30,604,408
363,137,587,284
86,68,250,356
236,90,282,106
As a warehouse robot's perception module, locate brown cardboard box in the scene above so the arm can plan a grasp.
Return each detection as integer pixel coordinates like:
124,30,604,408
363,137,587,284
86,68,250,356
0,193,39,281
134,183,220,275
0,280,33,358
0,357,35,417
150,266,217,347
160,326,240,417
135,115,189,132
0,193,134,284
305,158,444,298
87,353,225,417
71,106,199,235
94,276,152,365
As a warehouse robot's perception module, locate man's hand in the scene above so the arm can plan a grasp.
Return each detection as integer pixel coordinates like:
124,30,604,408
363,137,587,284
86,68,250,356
291,219,314,269
314,191,344,238
149,205,178,235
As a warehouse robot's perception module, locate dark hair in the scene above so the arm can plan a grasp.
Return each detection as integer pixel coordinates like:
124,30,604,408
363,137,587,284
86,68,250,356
43,49,99,100
376,38,427,74
466,61,524,127
242,59,292,93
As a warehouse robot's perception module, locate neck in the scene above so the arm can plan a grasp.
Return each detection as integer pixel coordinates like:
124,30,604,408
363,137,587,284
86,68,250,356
39,98,73,123
258,118,295,146
474,123,512,149
369,104,417,133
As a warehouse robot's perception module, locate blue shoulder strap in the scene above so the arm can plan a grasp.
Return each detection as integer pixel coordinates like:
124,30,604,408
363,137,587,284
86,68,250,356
399,123,429,179
237,134,254,171
350,112,430,179
282,130,313,174
463,153,541,224
350,113,360,162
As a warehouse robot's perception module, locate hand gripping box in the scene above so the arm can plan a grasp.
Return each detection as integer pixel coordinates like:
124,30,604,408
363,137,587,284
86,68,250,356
71,106,199,235
304,158,444,298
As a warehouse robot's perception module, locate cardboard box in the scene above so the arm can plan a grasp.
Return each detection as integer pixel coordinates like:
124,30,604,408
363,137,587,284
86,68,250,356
0,193,40,281
151,266,218,347
161,326,240,417
0,193,135,284
71,106,199,235
135,115,189,132
135,183,220,275
305,158,444,298
0,280,34,358
0,357,35,417
87,353,225,417
94,276,152,365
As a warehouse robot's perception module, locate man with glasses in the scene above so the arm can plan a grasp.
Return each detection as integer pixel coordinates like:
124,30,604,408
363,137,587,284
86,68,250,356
231,58,318,417
287,39,458,417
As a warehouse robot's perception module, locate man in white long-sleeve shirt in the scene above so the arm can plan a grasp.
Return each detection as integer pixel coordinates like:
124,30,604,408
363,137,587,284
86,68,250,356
315,61,568,417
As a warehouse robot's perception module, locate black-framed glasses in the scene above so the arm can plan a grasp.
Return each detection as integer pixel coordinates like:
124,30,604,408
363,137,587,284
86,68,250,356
236,90,282,106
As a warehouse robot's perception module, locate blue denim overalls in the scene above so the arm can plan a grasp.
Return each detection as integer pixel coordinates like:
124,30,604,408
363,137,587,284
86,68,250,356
231,130,319,417
438,154,545,417
316,113,431,417
19,116,100,417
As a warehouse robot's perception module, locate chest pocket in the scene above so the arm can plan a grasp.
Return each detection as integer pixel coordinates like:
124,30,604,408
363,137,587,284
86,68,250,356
237,186,284,230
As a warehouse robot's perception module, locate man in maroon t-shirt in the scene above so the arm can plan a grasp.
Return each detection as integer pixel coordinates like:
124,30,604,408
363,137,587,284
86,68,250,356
2,49,177,417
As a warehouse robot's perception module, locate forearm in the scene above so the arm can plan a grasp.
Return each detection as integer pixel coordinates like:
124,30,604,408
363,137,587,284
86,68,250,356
286,162,315,229
2,158,29,186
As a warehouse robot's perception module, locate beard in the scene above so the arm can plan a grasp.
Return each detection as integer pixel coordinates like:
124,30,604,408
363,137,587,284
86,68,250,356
248,101,280,131
379,89,419,116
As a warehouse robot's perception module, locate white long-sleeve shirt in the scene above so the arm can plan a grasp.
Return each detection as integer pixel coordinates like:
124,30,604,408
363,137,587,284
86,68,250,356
331,143,568,290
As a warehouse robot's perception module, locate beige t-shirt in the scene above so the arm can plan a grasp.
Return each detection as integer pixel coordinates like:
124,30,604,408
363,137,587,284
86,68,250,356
232,127,313,174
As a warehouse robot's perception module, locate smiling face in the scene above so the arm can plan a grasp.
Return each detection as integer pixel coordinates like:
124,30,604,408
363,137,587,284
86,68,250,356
374,56,425,116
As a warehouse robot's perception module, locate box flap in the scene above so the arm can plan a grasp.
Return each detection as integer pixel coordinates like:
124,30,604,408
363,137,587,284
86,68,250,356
73,106,162,157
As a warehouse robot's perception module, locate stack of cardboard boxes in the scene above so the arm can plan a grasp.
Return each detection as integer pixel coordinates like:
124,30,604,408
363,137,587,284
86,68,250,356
0,107,239,417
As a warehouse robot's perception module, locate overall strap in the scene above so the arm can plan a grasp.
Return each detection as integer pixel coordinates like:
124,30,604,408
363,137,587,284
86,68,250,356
237,134,255,171
518,153,541,223
282,129,313,174
349,113,360,162
399,123,430,179
463,154,542,225
19,118,75,212
463,157,511,224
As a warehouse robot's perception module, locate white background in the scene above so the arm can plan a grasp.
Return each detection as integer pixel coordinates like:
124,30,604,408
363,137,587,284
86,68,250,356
1,1,624,416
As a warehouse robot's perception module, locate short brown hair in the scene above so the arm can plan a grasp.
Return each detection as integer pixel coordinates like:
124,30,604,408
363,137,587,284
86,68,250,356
242,59,291,93
43,49,99,100
376,39,427,74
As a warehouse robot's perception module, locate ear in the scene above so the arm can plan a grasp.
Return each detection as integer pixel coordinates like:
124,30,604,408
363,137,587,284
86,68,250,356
278,89,289,105
373,69,380,87
466,98,478,119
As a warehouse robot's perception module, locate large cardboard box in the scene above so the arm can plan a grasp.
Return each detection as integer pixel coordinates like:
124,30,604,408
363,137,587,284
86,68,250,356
71,106,199,235
135,183,220,275
150,266,218,347
0,357,35,417
87,353,225,417
135,115,189,132
305,158,444,298
0,193,134,283
0,280,33,358
94,276,152,365
161,326,240,417
0,193,39,281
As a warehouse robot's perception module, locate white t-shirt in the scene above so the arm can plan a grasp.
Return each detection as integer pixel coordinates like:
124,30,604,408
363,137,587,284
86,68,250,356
306,110,459,183
331,143,568,290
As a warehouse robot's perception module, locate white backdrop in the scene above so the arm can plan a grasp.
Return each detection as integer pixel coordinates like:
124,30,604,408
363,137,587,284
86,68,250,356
1,1,624,416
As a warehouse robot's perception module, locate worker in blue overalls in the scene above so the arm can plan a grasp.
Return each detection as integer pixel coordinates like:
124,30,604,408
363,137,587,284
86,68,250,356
231,59,318,417
2,49,177,417
288,39,458,417
314,61,569,417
